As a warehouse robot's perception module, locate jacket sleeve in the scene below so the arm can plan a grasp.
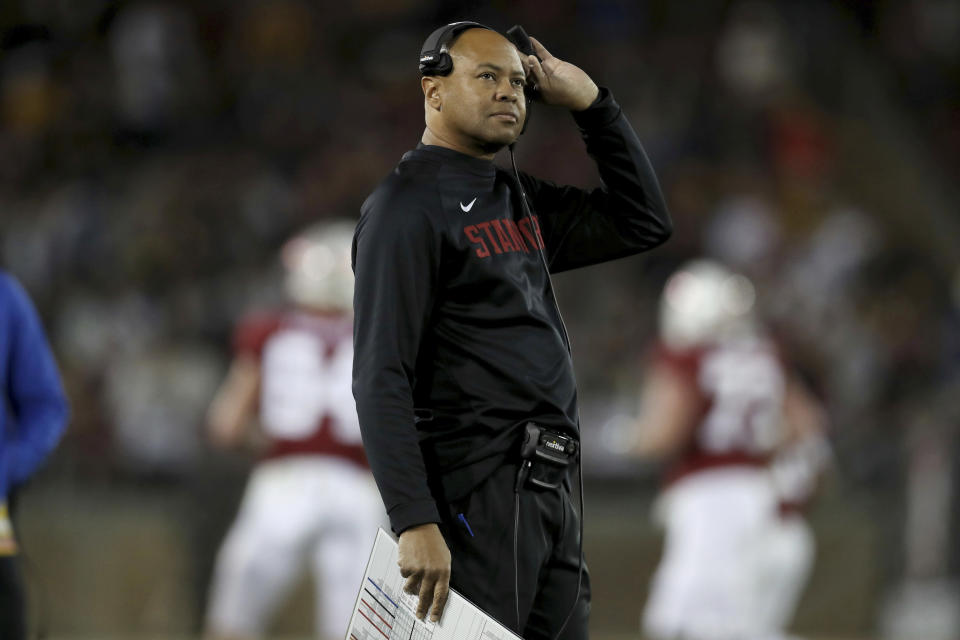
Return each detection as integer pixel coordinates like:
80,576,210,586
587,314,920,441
2,275,69,496
521,87,672,273
352,185,443,534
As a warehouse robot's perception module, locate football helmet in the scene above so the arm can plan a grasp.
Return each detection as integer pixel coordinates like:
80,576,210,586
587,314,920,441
281,219,355,312
660,259,757,349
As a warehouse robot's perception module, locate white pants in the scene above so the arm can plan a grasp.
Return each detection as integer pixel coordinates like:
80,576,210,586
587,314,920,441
643,467,780,640
206,456,385,639
755,513,814,634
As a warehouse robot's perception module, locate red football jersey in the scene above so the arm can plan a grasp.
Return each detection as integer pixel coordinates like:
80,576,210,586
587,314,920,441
653,336,786,485
234,310,366,467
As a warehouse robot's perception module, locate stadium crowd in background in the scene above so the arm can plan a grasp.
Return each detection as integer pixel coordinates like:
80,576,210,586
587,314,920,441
0,0,958,637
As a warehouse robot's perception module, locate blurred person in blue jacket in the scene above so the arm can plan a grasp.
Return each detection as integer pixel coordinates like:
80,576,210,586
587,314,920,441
0,269,69,640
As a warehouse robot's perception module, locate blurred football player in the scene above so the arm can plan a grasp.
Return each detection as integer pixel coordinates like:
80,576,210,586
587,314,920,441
630,259,829,640
204,221,385,640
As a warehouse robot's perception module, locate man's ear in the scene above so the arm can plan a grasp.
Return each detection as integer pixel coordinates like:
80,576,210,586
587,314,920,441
422,76,442,112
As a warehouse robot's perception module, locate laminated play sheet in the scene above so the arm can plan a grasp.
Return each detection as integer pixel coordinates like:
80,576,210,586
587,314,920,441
346,529,523,640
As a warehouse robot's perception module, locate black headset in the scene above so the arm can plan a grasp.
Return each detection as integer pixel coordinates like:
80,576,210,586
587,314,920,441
418,21,540,131
418,21,491,76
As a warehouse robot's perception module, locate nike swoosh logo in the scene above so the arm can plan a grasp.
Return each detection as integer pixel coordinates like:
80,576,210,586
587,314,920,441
460,197,477,212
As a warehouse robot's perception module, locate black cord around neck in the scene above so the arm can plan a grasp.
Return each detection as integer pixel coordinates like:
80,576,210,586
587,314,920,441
507,145,584,640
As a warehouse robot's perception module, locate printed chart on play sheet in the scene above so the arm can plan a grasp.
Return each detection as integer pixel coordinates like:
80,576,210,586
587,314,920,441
346,529,522,640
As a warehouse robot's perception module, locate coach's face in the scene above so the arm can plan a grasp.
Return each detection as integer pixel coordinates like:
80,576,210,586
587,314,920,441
423,29,527,155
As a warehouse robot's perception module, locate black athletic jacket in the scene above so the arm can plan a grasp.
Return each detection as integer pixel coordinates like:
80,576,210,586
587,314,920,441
353,88,671,534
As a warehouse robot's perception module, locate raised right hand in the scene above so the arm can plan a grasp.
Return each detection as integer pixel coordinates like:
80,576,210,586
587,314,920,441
397,523,451,622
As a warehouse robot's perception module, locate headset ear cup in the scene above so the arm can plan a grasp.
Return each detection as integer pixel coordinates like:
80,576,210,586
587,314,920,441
519,89,534,134
420,53,450,76
433,52,453,76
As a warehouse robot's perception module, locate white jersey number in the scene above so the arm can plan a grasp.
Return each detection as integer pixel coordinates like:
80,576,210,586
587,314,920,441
697,345,785,455
259,329,361,443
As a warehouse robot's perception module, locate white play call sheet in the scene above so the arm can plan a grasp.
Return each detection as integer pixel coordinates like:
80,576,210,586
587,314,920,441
345,528,523,640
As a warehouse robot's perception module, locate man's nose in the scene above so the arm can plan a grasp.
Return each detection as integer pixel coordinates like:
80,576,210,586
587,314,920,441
495,80,519,102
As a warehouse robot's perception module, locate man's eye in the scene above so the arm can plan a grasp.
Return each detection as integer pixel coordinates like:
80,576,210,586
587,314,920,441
512,79,526,88
480,73,494,80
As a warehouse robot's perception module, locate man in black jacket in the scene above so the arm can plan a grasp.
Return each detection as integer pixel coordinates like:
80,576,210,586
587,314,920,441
352,22,671,640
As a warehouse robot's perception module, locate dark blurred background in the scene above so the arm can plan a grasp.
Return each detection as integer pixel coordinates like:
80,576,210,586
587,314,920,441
1,0,959,638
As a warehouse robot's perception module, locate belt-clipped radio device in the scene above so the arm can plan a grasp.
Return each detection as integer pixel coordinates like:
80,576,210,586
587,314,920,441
515,422,578,491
